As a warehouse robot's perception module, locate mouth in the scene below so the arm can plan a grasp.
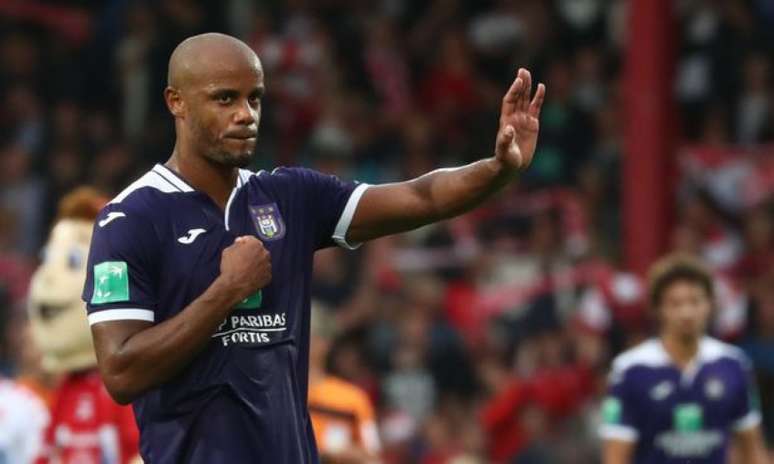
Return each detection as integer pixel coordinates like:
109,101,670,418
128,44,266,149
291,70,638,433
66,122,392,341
225,132,258,141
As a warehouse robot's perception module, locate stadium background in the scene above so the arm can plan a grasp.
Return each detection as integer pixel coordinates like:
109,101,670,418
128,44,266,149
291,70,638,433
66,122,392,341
1,0,774,462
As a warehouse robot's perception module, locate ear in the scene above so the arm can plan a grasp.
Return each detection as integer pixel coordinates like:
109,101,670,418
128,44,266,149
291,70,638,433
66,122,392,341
164,87,185,118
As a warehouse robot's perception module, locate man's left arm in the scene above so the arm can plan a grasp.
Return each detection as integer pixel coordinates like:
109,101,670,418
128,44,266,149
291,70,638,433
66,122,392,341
732,426,768,464
346,68,545,243
730,355,768,464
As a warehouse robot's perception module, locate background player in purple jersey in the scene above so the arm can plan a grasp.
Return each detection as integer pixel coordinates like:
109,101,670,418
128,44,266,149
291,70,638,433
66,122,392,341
83,33,545,463
600,254,768,464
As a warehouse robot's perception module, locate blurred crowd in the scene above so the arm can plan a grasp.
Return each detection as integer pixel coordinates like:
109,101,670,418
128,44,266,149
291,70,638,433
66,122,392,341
1,0,774,463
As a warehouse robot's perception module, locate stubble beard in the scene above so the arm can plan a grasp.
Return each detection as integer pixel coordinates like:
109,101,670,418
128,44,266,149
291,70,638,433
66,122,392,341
192,120,254,169
206,148,253,169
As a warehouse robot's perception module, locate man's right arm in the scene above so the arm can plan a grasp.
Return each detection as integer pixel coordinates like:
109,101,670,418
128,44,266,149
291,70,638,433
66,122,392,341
599,363,639,464
91,235,271,405
602,439,634,464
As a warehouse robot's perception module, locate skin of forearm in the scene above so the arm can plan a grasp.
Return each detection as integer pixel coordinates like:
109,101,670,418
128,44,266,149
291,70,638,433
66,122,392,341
100,278,242,404
357,157,518,241
417,157,517,220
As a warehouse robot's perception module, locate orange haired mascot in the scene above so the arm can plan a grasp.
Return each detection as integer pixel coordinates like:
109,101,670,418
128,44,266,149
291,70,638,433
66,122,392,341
28,188,141,464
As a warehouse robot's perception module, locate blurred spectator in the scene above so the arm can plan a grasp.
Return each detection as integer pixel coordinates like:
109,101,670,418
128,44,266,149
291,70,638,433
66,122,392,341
306,306,381,463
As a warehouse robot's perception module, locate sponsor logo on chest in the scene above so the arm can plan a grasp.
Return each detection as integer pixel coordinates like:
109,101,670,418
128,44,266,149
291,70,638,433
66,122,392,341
211,293,290,346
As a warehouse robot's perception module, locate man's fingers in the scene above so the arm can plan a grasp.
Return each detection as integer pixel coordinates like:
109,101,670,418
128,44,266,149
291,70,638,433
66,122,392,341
529,83,546,117
520,69,532,111
503,75,523,106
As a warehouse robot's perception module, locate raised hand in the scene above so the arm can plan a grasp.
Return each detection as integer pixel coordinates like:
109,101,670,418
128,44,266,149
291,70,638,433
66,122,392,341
494,68,546,171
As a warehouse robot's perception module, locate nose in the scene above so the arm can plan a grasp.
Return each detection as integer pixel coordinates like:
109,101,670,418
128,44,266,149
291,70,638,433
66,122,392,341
234,100,257,126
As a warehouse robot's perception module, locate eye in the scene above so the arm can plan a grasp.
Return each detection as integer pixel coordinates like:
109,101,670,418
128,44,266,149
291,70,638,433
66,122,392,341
68,248,84,270
217,94,233,104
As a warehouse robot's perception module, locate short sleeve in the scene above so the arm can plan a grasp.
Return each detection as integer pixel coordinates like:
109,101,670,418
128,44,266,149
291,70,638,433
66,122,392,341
730,354,762,432
81,205,158,325
270,167,369,250
598,365,640,443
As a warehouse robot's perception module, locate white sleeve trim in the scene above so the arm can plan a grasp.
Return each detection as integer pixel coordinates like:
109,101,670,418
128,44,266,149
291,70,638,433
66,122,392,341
599,424,639,442
732,410,762,432
332,183,370,250
88,308,155,326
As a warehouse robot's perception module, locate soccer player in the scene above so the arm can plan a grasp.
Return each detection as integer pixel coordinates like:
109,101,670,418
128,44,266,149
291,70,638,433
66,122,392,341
83,32,545,463
600,254,768,464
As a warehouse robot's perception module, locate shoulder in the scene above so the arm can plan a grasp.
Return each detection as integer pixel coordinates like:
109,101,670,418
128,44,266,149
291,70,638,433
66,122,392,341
329,377,371,409
699,336,752,371
247,166,347,188
110,166,190,206
97,166,188,232
610,338,669,382
313,377,369,407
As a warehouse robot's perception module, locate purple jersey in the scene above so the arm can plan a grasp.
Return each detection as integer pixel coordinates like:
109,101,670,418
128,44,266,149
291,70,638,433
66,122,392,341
82,164,369,463
599,337,761,463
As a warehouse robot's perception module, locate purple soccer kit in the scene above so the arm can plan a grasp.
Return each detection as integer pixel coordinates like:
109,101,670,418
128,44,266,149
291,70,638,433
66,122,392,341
599,337,761,463
82,164,369,463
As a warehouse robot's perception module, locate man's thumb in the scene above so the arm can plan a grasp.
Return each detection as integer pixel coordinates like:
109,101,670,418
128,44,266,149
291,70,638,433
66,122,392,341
498,125,514,148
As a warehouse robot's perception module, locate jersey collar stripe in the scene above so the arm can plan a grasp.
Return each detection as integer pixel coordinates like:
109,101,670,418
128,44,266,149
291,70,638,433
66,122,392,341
153,164,194,192
238,168,256,185
88,308,155,326
333,183,370,250
110,171,182,204
224,186,239,231
152,171,182,192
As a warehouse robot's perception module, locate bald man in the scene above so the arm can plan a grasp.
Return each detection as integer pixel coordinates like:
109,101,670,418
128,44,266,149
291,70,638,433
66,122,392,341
82,33,545,463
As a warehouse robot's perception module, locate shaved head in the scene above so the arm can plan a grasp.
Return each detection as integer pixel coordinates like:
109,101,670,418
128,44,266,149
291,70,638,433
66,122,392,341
167,33,261,90
164,33,264,169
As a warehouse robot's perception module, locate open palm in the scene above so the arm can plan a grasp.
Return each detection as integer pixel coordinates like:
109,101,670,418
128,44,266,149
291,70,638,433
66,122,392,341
495,68,546,170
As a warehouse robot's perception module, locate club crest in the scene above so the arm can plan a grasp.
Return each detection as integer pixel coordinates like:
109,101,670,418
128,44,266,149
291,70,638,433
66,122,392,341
249,203,286,240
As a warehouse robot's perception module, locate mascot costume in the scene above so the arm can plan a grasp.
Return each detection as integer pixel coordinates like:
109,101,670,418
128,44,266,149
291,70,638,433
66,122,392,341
27,187,140,464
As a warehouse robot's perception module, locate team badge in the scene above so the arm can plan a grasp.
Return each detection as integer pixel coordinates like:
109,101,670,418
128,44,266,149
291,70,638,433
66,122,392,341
705,378,725,400
249,203,286,241
650,381,674,401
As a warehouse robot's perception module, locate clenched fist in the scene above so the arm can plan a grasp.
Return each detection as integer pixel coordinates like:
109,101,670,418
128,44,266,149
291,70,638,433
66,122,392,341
218,235,272,303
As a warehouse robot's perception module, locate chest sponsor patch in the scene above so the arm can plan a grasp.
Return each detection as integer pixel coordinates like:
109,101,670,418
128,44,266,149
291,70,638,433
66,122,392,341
212,309,288,347
674,403,703,432
235,290,262,309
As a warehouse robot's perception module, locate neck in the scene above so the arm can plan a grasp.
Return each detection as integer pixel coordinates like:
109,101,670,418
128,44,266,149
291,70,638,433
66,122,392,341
661,332,701,370
166,141,237,210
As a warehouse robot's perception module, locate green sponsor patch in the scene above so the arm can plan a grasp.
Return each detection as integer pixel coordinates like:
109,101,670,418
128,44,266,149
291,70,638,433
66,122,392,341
601,397,622,424
235,290,263,309
674,403,703,432
91,261,130,304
